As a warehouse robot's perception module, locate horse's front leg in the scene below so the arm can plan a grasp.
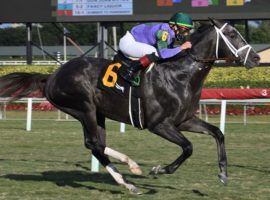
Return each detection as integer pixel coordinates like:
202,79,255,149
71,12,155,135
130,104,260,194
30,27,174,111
177,116,228,185
148,120,193,175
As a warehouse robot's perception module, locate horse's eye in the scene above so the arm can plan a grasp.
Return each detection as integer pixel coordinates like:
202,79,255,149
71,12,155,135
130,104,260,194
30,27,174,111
229,32,235,39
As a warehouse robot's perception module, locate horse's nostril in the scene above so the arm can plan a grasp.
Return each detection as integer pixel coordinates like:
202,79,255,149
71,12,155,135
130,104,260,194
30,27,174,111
253,55,260,62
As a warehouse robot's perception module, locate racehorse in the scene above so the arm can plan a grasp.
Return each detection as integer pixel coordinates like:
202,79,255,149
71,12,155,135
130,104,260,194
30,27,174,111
0,19,260,194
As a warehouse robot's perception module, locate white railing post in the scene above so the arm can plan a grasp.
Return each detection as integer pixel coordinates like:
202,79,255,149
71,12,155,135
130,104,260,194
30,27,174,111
91,155,99,172
120,123,125,133
26,98,33,131
203,104,208,122
57,110,61,120
220,100,227,134
0,105,2,119
243,105,247,125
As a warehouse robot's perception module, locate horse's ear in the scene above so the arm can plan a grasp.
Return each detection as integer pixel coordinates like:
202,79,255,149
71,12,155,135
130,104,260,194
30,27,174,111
208,18,222,28
208,17,216,26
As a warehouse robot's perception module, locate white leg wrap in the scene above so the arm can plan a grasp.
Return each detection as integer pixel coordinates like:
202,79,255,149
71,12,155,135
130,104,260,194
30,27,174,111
106,163,141,194
105,147,139,168
104,147,142,175
105,147,128,162
106,164,126,185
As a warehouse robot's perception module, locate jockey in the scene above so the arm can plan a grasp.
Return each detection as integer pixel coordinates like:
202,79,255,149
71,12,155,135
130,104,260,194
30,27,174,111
118,12,193,85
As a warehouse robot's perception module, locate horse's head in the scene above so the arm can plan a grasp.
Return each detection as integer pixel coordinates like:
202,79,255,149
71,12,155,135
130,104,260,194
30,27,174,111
190,19,260,68
208,18,260,68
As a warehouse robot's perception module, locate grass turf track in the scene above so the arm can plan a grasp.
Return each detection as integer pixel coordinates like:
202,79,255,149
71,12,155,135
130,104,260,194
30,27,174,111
0,111,269,200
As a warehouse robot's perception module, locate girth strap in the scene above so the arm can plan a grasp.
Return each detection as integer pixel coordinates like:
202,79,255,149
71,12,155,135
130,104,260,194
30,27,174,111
128,87,144,129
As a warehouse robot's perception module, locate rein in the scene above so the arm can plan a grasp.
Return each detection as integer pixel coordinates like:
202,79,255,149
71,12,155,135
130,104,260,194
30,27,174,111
189,23,252,64
189,53,239,64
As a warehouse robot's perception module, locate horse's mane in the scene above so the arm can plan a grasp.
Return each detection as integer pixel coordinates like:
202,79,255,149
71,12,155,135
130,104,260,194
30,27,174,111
190,22,213,45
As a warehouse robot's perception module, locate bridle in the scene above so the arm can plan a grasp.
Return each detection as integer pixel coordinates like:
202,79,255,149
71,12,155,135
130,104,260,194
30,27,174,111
215,23,252,65
190,23,252,64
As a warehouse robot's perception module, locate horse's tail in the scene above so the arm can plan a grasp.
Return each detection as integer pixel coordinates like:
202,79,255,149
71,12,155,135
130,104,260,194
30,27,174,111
0,72,50,100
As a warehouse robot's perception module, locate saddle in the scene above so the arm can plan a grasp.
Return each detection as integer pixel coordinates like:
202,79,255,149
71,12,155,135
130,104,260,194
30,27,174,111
113,50,135,66
115,51,156,76
97,51,145,129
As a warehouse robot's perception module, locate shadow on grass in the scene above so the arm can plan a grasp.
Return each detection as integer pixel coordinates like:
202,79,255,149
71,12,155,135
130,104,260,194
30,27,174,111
3,170,125,194
0,158,151,169
192,189,208,197
230,164,270,174
2,170,177,195
0,158,178,195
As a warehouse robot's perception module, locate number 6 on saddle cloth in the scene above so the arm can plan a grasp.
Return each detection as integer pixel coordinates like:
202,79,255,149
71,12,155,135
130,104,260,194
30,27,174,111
97,52,145,129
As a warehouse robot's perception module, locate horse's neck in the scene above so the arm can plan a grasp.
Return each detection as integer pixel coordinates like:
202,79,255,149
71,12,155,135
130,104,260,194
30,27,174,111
150,58,212,90
176,60,211,95
146,34,217,92
192,38,216,62
190,63,212,91
187,33,217,88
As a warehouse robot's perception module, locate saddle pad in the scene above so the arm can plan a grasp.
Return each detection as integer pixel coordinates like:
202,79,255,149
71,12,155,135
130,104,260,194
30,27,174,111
97,62,129,97
97,61,144,129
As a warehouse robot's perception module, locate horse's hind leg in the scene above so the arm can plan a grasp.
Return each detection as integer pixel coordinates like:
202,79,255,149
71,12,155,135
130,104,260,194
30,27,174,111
48,104,141,194
177,116,228,185
104,147,142,175
96,112,142,175
83,111,142,194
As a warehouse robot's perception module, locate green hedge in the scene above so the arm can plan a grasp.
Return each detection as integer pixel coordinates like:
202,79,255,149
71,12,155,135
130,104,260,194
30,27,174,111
0,65,270,88
205,66,270,88
0,65,58,76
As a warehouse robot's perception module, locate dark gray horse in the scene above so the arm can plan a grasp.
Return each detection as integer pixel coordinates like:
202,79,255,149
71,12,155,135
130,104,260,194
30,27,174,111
0,19,260,194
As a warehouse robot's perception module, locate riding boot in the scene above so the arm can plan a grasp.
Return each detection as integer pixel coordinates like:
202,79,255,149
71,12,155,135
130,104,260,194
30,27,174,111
119,53,159,85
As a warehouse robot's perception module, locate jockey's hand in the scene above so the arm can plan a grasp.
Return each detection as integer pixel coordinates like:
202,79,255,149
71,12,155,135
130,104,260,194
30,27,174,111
180,41,192,50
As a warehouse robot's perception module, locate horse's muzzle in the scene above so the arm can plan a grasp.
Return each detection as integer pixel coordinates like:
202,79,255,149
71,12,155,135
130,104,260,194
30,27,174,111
244,53,261,69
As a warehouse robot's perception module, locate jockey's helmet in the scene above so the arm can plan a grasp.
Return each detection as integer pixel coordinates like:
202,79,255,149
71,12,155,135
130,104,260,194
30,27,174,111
169,12,193,29
169,12,193,42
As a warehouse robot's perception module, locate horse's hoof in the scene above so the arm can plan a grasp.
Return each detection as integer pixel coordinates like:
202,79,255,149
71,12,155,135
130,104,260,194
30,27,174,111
127,184,143,195
218,173,228,185
149,165,164,175
130,166,142,175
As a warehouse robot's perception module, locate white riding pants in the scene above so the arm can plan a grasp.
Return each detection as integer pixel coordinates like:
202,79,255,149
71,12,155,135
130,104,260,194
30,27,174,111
119,31,159,58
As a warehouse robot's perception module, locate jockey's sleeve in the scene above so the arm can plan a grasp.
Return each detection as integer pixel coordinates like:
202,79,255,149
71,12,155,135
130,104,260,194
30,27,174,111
156,30,182,59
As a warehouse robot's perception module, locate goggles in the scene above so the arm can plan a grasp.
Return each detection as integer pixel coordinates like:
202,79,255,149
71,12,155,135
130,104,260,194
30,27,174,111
177,25,191,35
